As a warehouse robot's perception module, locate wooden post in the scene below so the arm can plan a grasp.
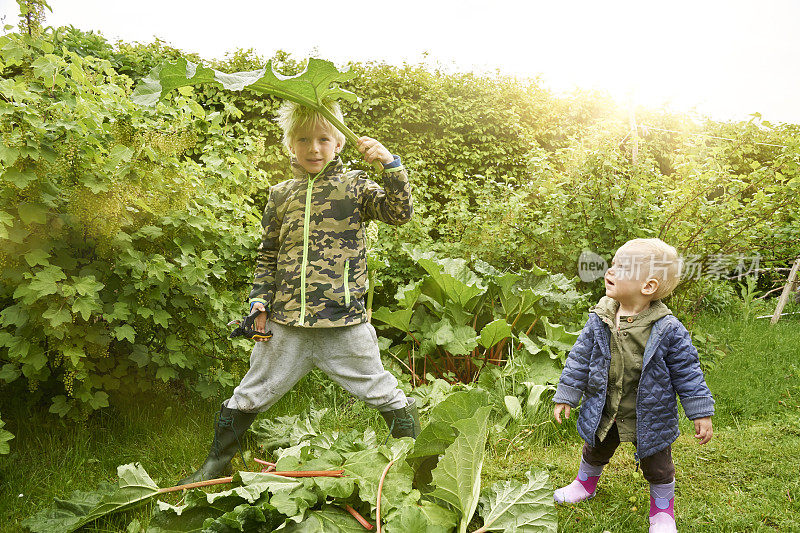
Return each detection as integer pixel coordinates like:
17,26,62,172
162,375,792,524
770,257,800,325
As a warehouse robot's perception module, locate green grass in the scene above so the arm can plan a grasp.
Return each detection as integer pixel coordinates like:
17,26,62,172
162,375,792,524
1,313,799,531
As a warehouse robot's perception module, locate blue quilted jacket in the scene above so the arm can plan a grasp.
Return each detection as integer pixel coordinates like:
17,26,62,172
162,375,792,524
553,311,715,458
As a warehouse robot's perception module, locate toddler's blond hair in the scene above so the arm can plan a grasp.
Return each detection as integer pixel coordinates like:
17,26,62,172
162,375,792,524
618,238,683,299
275,100,346,152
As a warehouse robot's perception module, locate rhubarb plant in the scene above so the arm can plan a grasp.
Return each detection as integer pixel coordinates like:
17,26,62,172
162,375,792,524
23,393,556,531
373,246,584,424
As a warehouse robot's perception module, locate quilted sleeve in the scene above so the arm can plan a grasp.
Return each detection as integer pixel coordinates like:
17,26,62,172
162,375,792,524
664,320,715,419
553,318,595,407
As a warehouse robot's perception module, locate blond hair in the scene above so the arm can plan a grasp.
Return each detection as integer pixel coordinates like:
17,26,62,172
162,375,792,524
618,238,683,299
275,100,346,152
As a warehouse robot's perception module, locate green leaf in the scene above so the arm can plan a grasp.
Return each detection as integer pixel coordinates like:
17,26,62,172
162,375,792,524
341,440,416,516
27,265,66,298
49,395,74,417
32,54,61,82
22,463,159,533
3,167,36,187
281,505,366,532
18,202,47,225
134,58,359,142
525,384,549,409
479,319,512,349
367,307,414,333
72,275,105,296
418,257,486,309
156,366,177,381
429,319,478,356
88,391,109,410
410,389,489,459
72,296,101,321
24,248,50,267
395,279,423,308
430,405,492,533
62,345,84,366
384,500,458,533
477,470,557,532
0,423,13,455
0,364,21,383
0,304,28,327
504,395,522,420
104,302,131,322
249,408,328,452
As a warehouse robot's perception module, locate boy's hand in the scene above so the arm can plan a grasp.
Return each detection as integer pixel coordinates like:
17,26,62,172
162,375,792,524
554,403,571,424
693,417,713,445
252,302,268,337
357,137,394,165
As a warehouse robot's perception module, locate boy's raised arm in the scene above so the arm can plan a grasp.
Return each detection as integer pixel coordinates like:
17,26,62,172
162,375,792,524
354,136,413,226
356,163,413,226
248,187,281,311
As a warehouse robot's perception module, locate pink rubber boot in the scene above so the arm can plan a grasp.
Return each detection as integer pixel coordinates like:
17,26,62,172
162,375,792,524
554,458,604,504
649,480,677,533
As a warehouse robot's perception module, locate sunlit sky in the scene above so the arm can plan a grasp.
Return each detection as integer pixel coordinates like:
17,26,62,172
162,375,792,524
2,0,799,124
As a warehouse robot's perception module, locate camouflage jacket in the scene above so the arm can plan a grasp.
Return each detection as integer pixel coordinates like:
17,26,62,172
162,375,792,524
248,156,412,327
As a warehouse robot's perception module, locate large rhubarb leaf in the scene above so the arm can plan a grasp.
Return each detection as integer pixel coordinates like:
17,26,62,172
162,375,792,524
248,408,327,451
478,319,513,349
384,500,459,533
282,505,369,532
477,470,557,532
200,502,285,533
341,439,417,516
430,405,492,533
22,463,159,532
133,58,360,143
410,389,489,459
417,257,486,309
371,306,415,332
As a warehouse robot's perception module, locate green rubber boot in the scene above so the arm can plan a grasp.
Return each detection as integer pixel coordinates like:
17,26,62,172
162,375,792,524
380,397,421,438
177,403,257,486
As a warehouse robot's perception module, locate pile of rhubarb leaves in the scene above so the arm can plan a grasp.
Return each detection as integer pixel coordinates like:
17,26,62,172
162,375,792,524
23,391,556,532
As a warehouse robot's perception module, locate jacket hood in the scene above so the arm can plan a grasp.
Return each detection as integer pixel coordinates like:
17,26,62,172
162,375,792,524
591,296,671,326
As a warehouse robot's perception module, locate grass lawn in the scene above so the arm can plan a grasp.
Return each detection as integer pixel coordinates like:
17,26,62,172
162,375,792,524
1,312,799,532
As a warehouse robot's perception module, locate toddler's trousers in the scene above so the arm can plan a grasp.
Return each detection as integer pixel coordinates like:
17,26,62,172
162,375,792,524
226,320,407,413
582,422,675,484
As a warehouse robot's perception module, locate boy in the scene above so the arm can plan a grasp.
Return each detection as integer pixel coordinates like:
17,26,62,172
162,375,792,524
552,238,714,533
179,100,419,485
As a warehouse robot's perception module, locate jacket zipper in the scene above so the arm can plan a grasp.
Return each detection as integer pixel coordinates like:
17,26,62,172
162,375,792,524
343,259,351,307
298,160,334,326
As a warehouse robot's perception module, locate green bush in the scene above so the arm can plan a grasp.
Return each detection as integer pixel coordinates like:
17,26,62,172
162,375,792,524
0,28,264,418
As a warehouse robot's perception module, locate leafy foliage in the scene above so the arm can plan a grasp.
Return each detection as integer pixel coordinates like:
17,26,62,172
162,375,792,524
22,463,159,532
373,246,584,384
23,393,555,531
0,26,264,418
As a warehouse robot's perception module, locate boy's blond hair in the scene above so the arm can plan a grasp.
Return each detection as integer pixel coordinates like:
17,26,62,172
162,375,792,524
618,238,683,299
275,100,346,152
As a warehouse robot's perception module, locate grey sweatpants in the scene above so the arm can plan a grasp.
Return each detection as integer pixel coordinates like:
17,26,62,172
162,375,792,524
226,320,407,413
